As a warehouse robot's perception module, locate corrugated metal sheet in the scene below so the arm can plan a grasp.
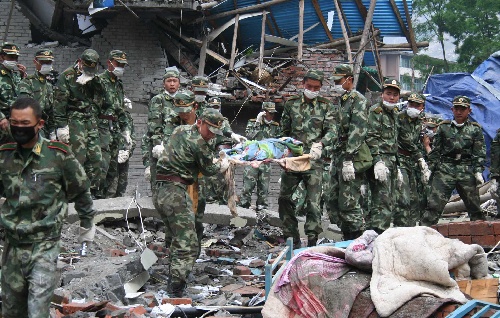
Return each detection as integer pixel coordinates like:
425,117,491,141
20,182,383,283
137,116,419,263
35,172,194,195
208,0,411,64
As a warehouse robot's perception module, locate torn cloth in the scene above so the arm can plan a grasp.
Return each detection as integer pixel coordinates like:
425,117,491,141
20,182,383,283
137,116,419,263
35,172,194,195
370,226,488,317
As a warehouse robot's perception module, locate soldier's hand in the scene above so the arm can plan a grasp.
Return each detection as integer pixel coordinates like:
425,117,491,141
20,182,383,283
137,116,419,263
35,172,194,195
122,130,133,146
124,97,133,109
342,161,355,181
0,118,9,130
49,131,56,140
373,161,389,182
231,133,247,144
152,142,164,159
475,172,484,185
256,111,266,125
309,142,323,161
118,150,130,163
56,125,70,143
418,158,432,184
144,166,151,181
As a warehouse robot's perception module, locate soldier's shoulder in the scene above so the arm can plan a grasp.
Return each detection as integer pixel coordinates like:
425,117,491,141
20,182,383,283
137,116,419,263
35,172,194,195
47,141,71,154
350,90,367,101
369,104,383,114
470,121,482,128
317,96,331,104
439,120,452,126
285,95,300,105
0,142,17,151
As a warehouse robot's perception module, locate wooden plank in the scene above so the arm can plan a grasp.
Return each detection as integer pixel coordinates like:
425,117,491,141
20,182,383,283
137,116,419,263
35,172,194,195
388,0,411,43
353,0,376,87
264,34,299,47
354,0,368,19
258,11,267,78
199,37,208,76
229,14,240,70
311,0,334,41
402,0,418,54
298,0,304,61
337,0,352,36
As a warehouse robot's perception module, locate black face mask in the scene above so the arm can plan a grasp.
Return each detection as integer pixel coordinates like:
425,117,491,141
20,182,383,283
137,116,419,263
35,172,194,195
10,122,39,145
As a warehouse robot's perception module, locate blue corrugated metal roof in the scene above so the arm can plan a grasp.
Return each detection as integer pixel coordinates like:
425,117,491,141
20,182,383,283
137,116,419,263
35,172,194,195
208,0,411,64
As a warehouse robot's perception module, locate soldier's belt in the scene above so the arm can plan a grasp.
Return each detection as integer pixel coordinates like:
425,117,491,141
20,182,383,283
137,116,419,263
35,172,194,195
443,153,472,160
338,136,348,142
156,174,192,185
398,148,411,156
99,114,118,121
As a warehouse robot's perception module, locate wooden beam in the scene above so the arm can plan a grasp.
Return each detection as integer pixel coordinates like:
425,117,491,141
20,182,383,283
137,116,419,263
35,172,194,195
354,0,368,19
370,26,384,83
229,14,239,70
333,0,352,62
314,30,379,49
199,37,208,76
311,0,334,42
264,34,298,47
388,0,411,44
192,0,290,24
258,11,267,78
402,0,418,54
298,0,304,61
207,12,263,41
256,0,276,36
353,0,376,87
375,41,429,50
337,0,352,36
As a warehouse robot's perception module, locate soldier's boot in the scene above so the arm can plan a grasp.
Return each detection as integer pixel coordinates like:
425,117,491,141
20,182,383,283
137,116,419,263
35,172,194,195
342,230,363,241
169,280,186,298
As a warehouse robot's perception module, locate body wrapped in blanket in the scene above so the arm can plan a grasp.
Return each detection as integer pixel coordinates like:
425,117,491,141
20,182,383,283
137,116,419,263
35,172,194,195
222,137,303,161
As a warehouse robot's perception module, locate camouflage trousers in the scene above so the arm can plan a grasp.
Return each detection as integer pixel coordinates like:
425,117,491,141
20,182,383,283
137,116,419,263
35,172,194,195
96,124,120,198
154,182,199,286
68,114,102,193
292,181,306,216
320,162,331,215
393,157,420,227
278,163,323,242
421,162,484,226
366,157,397,233
1,239,60,318
328,156,366,234
204,172,227,204
107,159,129,197
239,163,271,208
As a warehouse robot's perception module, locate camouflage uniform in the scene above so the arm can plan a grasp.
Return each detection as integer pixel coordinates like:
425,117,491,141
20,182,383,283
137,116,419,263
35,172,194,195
18,49,55,137
278,70,337,247
490,129,500,213
239,102,280,209
95,51,132,199
393,93,426,227
154,109,224,297
365,79,401,233
0,137,95,318
53,49,102,195
422,96,486,225
0,43,22,144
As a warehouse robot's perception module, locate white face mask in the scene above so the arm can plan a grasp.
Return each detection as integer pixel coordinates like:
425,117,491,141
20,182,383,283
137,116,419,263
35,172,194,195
452,120,465,127
332,78,348,95
39,63,53,75
304,89,319,100
2,60,17,71
112,66,124,78
406,107,421,118
382,100,399,110
195,95,206,103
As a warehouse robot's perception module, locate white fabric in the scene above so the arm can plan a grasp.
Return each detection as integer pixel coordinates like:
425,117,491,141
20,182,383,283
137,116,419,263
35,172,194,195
2,60,17,71
382,101,398,110
78,224,96,244
231,133,247,143
309,142,322,161
373,161,389,182
39,64,53,75
118,149,130,163
152,143,164,159
406,107,421,118
124,97,133,109
475,172,485,184
342,160,355,181
219,157,230,173
122,130,132,146
49,131,56,140
303,89,319,100
370,226,488,317
144,166,151,181
397,168,404,187
418,158,432,184
452,120,465,127
255,111,266,125
112,66,124,77
489,179,498,194
56,125,70,143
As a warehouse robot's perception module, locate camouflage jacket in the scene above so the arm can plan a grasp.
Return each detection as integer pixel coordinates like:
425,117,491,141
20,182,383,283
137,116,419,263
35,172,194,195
280,93,337,153
336,89,368,159
366,101,399,163
490,129,500,178
0,64,22,119
18,71,55,132
245,118,280,140
147,91,176,147
428,119,485,173
0,137,95,244
157,124,220,183
397,110,424,163
211,118,234,148
96,70,130,133
141,132,151,167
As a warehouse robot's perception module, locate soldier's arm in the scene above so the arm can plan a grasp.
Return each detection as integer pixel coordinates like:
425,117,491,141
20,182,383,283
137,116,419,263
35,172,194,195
345,96,369,158
245,120,258,140
280,101,291,137
196,149,220,177
427,125,443,170
147,96,164,146
320,100,338,154
221,119,234,138
365,110,382,163
17,78,33,98
491,131,500,178
141,133,151,167
53,74,70,128
472,126,486,174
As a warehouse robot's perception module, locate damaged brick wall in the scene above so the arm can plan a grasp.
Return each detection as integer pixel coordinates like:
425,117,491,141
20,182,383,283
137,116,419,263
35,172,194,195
0,0,32,46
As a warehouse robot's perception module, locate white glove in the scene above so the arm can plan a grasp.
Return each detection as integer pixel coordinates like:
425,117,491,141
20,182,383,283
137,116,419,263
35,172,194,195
255,111,266,125
122,130,133,146
56,125,70,143
417,158,432,184
219,157,230,173
373,161,389,182
397,168,404,187
360,184,367,197
309,142,323,161
78,223,96,244
144,166,151,181
152,142,164,159
118,149,130,163
49,131,56,140
124,97,133,109
475,172,484,185
489,179,498,194
231,133,247,143
342,161,355,181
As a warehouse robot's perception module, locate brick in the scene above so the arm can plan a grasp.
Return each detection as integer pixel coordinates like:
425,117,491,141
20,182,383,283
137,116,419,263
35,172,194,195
231,285,263,296
62,302,97,315
470,221,494,236
108,249,127,257
129,306,147,315
249,259,266,268
162,298,192,305
492,222,500,235
234,265,251,275
448,222,471,236
434,223,449,237
52,288,72,304
455,236,472,244
472,235,496,247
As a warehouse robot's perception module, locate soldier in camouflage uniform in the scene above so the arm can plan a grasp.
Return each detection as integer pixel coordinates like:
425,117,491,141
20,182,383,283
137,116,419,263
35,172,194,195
393,93,432,227
0,42,27,144
365,79,401,234
422,96,486,225
0,97,95,318
95,50,133,198
239,102,281,211
279,69,337,248
18,49,55,138
53,49,103,196
327,64,369,239
489,129,500,216
155,108,229,297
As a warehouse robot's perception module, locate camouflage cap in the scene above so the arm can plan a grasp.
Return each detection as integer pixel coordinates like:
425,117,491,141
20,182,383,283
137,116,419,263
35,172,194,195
109,50,128,64
35,49,54,61
383,78,401,91
408,92,426,104
191,76,209,92
304,69,324,83
424,113,443,128
173,90,195,113
200,108,224,135
330,64,353,81
80,49,99,75
262,101,277,113
207,96,222,108
163,69,180,79
452,95,471,108
1,42,20,55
